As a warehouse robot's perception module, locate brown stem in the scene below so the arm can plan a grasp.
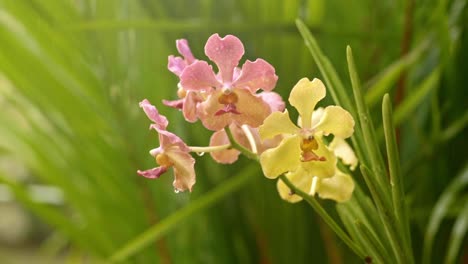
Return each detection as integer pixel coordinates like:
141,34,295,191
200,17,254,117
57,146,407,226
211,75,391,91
395,0,415,143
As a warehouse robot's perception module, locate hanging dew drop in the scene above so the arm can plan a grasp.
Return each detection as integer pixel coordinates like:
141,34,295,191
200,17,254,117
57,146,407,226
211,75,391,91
196,152,205,156
174,188,180,194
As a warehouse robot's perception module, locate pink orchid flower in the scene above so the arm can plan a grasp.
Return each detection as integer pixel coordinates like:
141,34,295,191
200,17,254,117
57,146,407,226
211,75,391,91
179,34,278,131
164,39,204,123
137,99,196,192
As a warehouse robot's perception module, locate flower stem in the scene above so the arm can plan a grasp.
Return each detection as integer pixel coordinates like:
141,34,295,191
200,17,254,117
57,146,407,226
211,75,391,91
279,175,367,260
224,126,259,161
188,144,231,153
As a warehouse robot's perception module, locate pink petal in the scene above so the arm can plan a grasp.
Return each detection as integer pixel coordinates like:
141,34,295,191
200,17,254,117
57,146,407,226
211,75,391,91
231,89,271,128
176,39,195,64
180,61,220,91
198,89,271,130
137,166,168,179
204,34,244,84
258,92,285,112
232,59,278,92
166,147,196,192
209,130,240,164
197,91,232,131
157,129,189,152
139,99,168,130
182,91,202,122
168,55,187,76
163,98,184,109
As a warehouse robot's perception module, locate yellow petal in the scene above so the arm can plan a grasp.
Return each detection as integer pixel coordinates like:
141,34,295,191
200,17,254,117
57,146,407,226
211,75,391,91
317,169,354,202
329,137,358,170
260,135,301,179
313,105,354,138
259,109,298,140
276,168,312,203
288,78,326,129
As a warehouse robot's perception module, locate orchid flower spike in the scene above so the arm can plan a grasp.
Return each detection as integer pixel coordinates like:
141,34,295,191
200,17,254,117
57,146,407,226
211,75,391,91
137,99,196,192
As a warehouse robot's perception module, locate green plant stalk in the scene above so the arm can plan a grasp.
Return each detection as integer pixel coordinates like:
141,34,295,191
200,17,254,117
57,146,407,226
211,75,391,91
346,46,391,207
354,221,388,264
224,126,259,161
382,94,414,264
108,165,257,262
279,175,367,260
360,165,406,264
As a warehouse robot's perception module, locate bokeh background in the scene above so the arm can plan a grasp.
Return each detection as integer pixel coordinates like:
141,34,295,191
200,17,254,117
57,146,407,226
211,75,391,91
0,0,466,263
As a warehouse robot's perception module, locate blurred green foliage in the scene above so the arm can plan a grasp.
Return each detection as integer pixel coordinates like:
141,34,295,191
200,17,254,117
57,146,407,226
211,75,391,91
0,0,466,263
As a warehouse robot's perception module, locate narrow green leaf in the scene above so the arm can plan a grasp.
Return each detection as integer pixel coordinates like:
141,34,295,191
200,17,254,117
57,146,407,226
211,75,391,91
423,166,468,264
444,201,468,264
346,46,390,209
382,94,414,263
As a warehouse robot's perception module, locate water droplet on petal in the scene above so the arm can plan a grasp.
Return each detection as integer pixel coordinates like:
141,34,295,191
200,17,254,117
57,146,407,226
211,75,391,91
196,152,205,156
174,188,180,194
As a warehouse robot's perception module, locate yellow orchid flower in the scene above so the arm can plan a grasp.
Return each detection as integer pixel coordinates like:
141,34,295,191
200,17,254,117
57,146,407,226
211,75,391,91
259,77,356,202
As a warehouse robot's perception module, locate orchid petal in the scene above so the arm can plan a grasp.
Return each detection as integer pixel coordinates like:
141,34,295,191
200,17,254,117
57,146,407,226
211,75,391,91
259,110,298,140
137,166,168,179
329,138,358,170
288,78,326,129
260,135,301,179
157,129,189,152
317,169,354,202
176,39,195,64
162,98,184,109
233,59,278,92
205,34,244,84
313,105,354,138
198,89,270,131
257,91,285,112
139,99,168,130
276,167,312,203
166,147,196,192
209,130,240,164
180,61,220,91
182,91,202,122
167,55,186,76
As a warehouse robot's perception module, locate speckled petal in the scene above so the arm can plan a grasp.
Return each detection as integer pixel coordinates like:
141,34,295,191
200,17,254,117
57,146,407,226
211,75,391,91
317,169,354,202
180,61,221,91
260,135,301,179
232,59,278,92
232,89,272,128
313,105,354,138
139,99,169,130
259,109,298,140
205,34,244,84
166,146,196,192
157,129,189,152
288,78,326,129
176,39,195,64
167,55,186,76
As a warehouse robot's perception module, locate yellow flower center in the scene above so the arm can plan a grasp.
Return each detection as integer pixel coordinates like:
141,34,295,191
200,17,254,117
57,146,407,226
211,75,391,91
218,91,238,105
156,153,173,167
300,136,326,162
